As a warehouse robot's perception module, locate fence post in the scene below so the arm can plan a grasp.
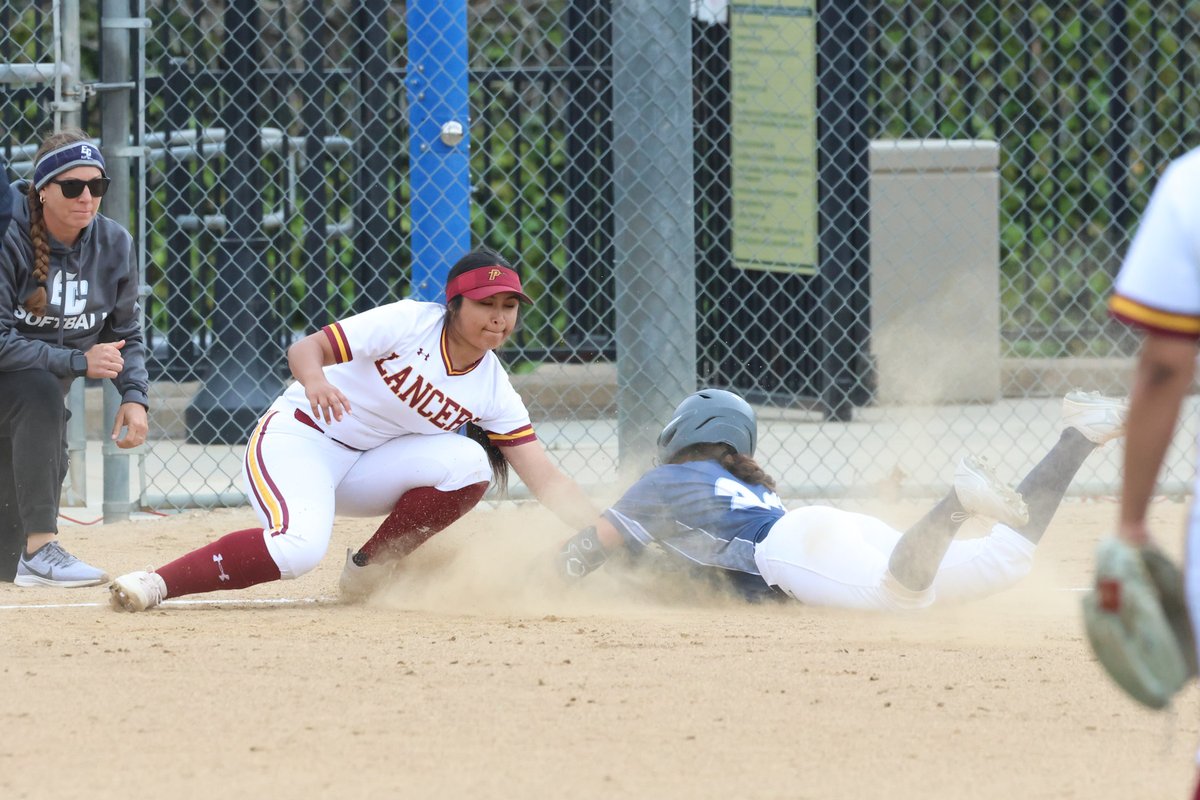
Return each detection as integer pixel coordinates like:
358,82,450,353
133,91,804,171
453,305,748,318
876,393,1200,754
610,0,697,475
565,0,610,351
405,0,470,299
1105,0,1132,242
299,0,329,329
98,0,138,520
60,0,88,508
352,0,395,309
162,56,196,378
185,0,281,444
816,0,870,422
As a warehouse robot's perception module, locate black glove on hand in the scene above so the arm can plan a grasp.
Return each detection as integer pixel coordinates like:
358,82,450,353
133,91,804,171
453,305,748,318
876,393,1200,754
557,525,608,580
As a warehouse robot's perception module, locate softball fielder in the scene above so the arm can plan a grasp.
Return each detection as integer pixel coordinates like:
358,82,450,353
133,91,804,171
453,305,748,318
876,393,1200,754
110,249,596,611
557,388,1127,609
1107,146,1200,797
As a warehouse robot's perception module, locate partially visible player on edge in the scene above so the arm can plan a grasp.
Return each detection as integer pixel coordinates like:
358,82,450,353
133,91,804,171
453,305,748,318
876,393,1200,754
1107,147,1200,799
109,248,597,611
555,387,1127,610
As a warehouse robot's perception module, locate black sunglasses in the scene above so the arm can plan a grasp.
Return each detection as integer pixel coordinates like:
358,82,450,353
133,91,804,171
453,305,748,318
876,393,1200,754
49,176,111,199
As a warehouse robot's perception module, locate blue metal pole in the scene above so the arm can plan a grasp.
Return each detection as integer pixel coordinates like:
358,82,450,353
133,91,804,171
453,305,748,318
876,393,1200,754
406,0,471,301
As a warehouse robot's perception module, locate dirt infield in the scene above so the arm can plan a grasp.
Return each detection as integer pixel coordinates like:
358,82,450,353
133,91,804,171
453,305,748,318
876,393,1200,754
3,498,1198,799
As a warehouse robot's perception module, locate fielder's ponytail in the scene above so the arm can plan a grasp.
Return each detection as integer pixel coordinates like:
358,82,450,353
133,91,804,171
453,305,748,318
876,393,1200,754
464,422,511,496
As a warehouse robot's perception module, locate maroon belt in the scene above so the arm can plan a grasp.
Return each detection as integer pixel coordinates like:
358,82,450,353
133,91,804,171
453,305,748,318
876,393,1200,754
293,408,364,451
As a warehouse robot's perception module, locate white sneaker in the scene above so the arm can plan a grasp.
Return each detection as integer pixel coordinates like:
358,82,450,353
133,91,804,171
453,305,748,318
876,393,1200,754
1063,390,1128,444
338,548,394,601
954,454,1029,528
109,571,168,612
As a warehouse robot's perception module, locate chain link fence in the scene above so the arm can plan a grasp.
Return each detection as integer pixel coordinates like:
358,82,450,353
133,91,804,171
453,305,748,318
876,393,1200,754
2,0,1198,512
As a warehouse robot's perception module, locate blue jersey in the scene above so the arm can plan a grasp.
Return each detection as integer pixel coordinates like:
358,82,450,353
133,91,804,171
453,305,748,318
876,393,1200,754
602,460,787,600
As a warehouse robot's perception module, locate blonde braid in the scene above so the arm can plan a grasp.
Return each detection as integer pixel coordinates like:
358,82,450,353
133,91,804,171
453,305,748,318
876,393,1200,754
23,181,50,316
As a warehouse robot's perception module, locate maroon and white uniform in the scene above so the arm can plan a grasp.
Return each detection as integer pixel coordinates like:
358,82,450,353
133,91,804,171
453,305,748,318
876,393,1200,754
1109,147,1200,675
246,300,534,579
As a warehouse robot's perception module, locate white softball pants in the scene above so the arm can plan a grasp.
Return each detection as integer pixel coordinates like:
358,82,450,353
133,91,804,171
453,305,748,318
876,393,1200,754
1183,475,1200,765
243,405,491,580
753,505,1036,610
1184,489,1200,675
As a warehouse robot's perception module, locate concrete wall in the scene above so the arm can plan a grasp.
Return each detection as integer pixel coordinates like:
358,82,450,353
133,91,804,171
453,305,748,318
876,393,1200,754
868,139,1001,405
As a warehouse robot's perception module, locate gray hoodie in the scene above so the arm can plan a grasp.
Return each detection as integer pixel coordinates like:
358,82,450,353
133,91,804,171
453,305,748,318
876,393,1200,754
0,180,149,407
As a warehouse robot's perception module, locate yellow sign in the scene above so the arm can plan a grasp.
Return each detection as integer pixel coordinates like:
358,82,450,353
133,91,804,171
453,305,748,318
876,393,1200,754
731,0,818,273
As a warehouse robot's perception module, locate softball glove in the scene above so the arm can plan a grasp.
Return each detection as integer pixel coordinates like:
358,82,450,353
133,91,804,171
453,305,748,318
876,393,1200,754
1082,536,1197,709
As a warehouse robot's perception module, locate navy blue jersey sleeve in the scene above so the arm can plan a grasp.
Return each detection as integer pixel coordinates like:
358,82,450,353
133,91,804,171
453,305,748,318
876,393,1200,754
601,460,786,577
601,469,675,553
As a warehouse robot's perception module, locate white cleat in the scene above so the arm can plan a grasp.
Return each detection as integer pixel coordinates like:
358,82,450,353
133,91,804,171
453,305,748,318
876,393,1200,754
109,571,168,612
338,548,394,602
1062,390,1128,445
954,454,1029,528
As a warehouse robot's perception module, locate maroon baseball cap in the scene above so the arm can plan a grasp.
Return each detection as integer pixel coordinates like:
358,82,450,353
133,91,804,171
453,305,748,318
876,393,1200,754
445,265,532,304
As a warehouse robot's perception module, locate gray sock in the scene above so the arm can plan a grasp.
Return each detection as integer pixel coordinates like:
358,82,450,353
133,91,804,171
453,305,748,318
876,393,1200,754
887,492,967,592
1012,428,1096,544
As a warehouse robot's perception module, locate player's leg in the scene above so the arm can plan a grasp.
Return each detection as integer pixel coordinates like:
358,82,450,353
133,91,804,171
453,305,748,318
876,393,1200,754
753,506,934,610
886,455,1026,591
335,432,490,597
1011,390,1127,544
0,434,21,583
110,409,357,611
1185,488,1200,793
1183,483,1200,699
1,369,107,587
928,390,1128,604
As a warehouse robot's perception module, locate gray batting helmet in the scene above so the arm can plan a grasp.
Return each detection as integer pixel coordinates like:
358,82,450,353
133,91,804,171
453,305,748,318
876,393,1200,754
656,388,758,464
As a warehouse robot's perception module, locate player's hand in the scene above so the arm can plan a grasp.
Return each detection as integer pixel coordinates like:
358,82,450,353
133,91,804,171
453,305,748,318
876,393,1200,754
112,401,148,449
556,526,609,581
305,378,351,424
85,340,125,379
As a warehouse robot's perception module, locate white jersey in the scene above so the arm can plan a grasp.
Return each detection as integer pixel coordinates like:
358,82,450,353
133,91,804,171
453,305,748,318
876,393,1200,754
1110,148,1200,693
1109,147,1200,340
277,299,535,451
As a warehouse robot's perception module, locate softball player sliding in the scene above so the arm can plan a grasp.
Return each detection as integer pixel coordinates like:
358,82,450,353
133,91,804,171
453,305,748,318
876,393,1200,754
557,387,1127,609
109,249,597,611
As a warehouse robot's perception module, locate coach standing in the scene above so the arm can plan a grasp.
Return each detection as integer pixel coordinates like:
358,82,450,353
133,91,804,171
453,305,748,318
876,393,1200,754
1108,146,1200,796
0,128,149,587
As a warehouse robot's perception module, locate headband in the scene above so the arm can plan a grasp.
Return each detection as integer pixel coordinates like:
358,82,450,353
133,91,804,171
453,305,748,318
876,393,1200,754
34,141,107,189
445,265,532,304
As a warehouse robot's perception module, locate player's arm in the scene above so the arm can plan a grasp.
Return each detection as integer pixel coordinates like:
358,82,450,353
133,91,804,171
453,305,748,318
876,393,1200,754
1119,333,1197,546
287,331,352,423
503,438,598,529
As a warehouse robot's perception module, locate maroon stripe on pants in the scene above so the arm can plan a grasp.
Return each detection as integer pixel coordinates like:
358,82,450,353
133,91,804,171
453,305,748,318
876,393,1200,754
246,412,290,536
